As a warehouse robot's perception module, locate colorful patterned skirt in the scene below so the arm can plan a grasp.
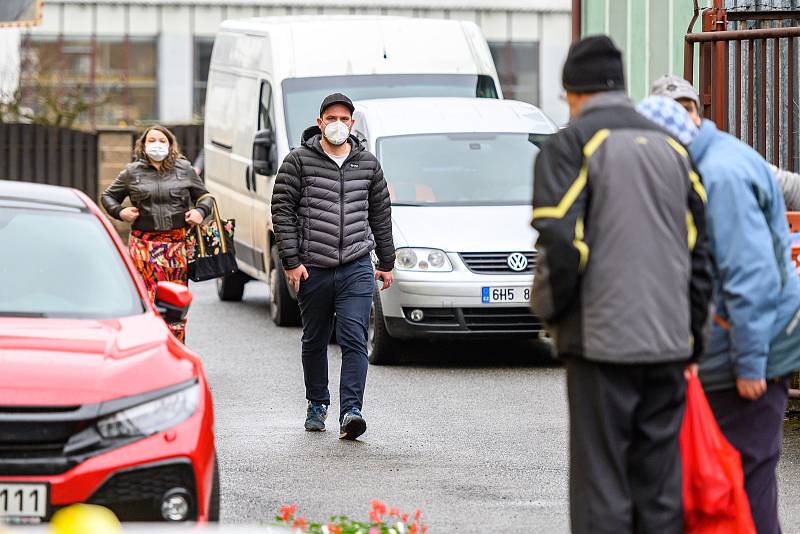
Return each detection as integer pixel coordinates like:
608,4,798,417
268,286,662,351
129,228,188,342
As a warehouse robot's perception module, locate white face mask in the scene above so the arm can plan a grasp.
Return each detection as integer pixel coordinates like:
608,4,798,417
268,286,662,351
145,142,169,162
323,120,350,146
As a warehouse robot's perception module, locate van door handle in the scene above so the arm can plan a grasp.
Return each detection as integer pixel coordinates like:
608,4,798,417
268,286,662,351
245,165,252,191
249,165,257,193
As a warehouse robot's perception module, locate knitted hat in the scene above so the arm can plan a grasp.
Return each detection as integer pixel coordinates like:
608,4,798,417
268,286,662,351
562,35,625,93
636,96,699,146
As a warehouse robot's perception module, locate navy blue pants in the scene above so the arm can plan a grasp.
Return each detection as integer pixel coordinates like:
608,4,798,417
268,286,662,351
297,255,374,421
706,378,789,534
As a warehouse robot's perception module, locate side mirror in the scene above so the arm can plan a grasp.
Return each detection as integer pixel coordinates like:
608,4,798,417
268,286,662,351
154,282,193,324
253,128,277,176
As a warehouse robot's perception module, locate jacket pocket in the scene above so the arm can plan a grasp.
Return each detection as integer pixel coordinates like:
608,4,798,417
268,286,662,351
169,188,190,210
129,190,151,211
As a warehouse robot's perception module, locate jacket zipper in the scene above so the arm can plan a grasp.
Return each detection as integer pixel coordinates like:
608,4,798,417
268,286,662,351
339,167,344,264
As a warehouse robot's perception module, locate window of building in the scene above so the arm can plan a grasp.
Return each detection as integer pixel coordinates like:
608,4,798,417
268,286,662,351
19,35,157,128
488,41,539,105
194,37,215,118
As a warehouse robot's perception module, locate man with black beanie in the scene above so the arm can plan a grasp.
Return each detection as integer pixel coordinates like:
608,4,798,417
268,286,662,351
530,35,712,533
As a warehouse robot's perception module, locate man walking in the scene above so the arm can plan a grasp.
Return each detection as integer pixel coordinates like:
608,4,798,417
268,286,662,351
640,79,800,534
531,36,712,533
271,93,395,440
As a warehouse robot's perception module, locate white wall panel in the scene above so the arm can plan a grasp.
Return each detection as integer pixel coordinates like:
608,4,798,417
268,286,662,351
511,12,540,40
479,11,508,41
61,4,93,36
128,6,160,36
158,33,193,121
225,6,260,21
96,4,127,36
193,6,223,37
420,10,448,20
32,3,61,34
540,12,570,125
447,10,477,24
385,8,415,17
160,6,192,34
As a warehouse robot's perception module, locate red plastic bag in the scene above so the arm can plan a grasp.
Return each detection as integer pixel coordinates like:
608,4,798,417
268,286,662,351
680,374,755,534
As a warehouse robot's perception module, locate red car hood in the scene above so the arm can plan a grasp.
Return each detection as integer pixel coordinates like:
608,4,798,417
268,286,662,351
0,313,197,406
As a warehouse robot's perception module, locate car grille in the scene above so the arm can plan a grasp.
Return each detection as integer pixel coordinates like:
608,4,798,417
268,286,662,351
88,461,197,521
462,307,541,332
460,251,536,274
0,416,85,475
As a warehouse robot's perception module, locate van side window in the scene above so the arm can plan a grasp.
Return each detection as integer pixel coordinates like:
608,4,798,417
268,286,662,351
259,81,275,131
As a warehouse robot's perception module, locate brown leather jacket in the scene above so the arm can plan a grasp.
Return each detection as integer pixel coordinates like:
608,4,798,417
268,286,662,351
101,158,213,232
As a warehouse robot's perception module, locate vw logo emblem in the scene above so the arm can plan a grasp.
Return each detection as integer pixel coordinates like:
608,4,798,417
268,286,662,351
507,252,528,272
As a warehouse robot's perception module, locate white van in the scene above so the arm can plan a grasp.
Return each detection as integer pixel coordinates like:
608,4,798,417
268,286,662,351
202,16,502,325
350,97,558,364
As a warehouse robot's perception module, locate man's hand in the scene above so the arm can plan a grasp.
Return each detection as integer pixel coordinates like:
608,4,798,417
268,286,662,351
120,207,140,222
375,270,393,291
736,377,767,400
286,265,309,293
185,209,204,226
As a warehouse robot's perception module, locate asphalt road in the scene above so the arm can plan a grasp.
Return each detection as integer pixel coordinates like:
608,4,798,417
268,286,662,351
186,280,800,533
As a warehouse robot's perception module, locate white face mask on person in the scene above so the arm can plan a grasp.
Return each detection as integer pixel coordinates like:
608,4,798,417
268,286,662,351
145,142,169,162
323,121,350,146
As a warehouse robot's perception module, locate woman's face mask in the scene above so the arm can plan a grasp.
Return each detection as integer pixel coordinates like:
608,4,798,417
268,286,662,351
323,120,350,146
145,141,169,162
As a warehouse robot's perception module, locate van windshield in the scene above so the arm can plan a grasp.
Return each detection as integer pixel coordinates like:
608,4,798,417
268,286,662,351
376,133,549,206
282,74,498,148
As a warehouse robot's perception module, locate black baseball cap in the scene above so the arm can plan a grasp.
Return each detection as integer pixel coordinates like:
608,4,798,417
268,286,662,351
320,93,355,117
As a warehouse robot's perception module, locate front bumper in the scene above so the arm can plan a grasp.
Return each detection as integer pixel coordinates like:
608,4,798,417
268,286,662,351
0,383,216,523
380,270,542,339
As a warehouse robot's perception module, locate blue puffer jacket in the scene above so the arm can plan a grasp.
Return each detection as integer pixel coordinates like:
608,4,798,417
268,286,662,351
691,120,800,391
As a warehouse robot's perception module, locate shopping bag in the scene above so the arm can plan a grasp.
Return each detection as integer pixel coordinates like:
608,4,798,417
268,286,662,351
186,193,238,282
681,374,755,534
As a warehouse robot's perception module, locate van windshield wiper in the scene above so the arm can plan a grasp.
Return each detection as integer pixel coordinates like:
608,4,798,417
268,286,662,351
391,202,424,207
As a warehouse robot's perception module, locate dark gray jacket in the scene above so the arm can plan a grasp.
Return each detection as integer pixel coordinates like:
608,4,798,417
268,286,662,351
102,158,212,232
532,92,713,364
271,127,394,272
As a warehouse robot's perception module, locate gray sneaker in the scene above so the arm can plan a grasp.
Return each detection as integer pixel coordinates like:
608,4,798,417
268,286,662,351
339,408,367,440
305,402,327,432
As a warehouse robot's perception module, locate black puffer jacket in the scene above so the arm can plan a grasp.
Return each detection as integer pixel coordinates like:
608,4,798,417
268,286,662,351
102,158,213,232
271,127,394,272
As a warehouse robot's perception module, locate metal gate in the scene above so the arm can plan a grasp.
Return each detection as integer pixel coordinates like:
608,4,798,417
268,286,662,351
0,123,98,198
684,1,800,171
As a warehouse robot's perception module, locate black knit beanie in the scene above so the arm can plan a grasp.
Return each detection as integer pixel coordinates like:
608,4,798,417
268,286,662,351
562,35,625,93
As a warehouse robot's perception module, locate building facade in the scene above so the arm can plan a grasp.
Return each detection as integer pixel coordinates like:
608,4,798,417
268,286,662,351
17,0,571,127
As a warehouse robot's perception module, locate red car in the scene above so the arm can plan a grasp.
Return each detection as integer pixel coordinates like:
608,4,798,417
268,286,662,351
0,181,218,523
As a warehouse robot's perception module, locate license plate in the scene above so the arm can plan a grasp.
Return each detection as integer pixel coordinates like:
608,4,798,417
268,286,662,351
0,483,48,519
482,287,530,304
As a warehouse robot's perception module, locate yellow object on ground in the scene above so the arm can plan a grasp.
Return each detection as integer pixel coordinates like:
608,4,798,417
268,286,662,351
50,504,122,534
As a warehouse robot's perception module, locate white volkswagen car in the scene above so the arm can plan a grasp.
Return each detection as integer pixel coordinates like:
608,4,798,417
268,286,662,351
352,98,558,364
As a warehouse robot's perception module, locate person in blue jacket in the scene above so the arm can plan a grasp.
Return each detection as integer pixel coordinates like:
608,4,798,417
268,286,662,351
638,92,800,534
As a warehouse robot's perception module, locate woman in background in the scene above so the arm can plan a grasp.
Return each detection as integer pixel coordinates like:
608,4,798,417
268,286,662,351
101,125,212,342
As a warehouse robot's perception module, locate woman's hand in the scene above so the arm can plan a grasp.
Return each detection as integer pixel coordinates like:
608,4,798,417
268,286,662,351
120,207,140,222
185,209,204,226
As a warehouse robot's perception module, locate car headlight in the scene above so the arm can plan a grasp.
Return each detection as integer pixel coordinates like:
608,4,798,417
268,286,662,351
395,248,453,272
97,384,200,439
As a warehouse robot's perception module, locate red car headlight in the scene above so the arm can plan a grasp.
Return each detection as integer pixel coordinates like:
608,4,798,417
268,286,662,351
96,384,199,440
